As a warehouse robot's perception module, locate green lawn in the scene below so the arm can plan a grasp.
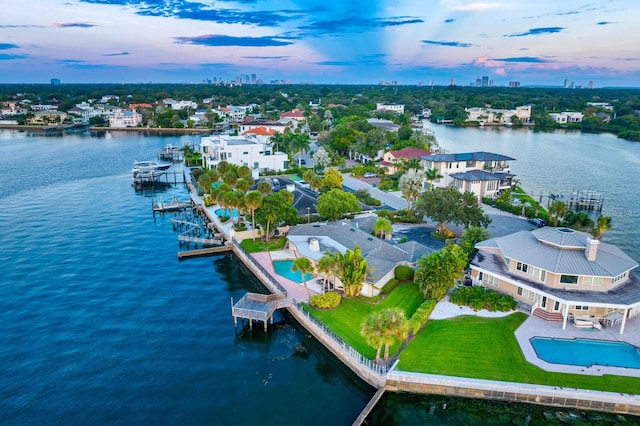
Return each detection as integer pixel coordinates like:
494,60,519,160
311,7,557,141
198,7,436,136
240,236,286,253
399,313,640,394
305,282,423,359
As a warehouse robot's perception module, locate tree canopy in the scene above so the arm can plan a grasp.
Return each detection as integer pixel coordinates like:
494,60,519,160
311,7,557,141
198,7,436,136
335,244,370,298
415,242,468,301
414,187,491,235
316,189,361,222
254,190,298,241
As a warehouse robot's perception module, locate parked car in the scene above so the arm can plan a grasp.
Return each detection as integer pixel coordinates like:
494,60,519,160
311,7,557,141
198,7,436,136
363,172,377,178
528,218,546,227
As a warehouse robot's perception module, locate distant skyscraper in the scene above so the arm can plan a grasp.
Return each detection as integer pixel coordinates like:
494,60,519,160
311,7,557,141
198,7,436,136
482,76,489,87
564,79,569,88
51,78,60,85
489,80,494,87
588,80,594,89
251,74,257,84
449,78,456,86
475,78,482,87
509,81,521,88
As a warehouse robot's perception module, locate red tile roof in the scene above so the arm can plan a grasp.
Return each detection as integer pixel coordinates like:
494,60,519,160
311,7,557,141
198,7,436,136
280,109,305,119
243,126,276,136
387,147,431,160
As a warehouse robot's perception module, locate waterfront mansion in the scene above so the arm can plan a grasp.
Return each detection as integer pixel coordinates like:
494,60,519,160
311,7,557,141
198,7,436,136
470,227,640,334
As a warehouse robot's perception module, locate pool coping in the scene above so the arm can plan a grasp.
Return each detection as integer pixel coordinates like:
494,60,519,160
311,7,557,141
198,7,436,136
515,316,640,378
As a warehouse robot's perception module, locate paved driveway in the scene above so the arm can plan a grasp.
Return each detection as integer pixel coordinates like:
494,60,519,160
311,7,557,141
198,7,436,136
341,173,407,210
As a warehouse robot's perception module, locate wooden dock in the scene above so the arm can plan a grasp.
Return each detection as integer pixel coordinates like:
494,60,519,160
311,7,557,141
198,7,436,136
352,387,386,426
178,244,231,259
231,293,293,332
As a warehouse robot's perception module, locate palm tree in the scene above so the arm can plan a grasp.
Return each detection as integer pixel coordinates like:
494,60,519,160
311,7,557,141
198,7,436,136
373,217,392,239
511,178,522,191
317,252,337,293
361,308,409,364
548,200,568,226
335,245,371,297
290,134,311,167
257,180,272,195
520,199,530,217
596,215,612,240
291,257,314,299
244,191,263,241
424,168,443,190
398,169,423,209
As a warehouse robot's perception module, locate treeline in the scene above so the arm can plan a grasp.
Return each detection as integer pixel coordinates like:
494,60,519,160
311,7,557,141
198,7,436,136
1,83,639,140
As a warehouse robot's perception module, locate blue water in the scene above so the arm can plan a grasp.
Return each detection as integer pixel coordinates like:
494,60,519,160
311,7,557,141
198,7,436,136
0,130,371,425
272,260,314,284
215,208,239,219
531,337,640,369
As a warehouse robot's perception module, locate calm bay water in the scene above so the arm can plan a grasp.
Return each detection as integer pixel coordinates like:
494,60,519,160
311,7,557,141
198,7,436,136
429,123,640,262
1,127,639,425
0,130,371,425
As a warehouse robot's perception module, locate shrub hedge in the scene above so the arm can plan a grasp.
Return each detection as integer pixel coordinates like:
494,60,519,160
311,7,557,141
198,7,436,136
394,265,415,281
449,286,517,312
309,291,342,309
408,299,437,335
379,278,400,295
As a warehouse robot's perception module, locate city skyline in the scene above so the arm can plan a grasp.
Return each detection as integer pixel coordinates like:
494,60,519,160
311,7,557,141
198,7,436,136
1,0,639,87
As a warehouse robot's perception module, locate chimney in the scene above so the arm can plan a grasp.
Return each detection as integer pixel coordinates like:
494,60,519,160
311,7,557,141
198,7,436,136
309,238,320,252
585,238,599,261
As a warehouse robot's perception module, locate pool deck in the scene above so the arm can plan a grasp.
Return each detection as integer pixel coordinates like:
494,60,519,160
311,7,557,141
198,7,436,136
515,315,640,378
250,251,320,303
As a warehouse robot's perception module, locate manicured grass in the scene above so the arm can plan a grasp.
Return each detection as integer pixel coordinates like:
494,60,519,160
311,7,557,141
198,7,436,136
305,282,423,359
240,236,286,253
399,313,640,394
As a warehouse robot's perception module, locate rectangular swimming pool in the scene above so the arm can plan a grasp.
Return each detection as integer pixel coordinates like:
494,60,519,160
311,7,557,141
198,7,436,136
272,259,313,284
530,337,640,369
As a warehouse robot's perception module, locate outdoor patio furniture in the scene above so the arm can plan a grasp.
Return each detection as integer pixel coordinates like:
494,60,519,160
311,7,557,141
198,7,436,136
604,312,624,326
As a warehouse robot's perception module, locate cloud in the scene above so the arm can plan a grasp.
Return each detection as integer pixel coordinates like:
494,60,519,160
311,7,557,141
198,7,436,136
422,40,473,47
493,57,550,63
174,35,294,47
315,60,354,66
506,27,564,37
298,17,423,35
103,52,129,56
52,22,97,28
78,0,296,27
242,56,289,60
444,18,455,23
0,54,27,60
0,43,19,50
597,21,614,25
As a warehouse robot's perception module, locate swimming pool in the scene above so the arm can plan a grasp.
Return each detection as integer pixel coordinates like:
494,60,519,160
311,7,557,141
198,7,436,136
214,208,238,219
530,337,640,369
272,260,314,284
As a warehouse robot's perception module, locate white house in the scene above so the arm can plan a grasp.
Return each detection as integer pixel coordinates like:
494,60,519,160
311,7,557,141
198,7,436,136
109,109,142,127
549,112,584,124
375,103,405,114
421,151,515,201
465,105,532,124
199,134,289,173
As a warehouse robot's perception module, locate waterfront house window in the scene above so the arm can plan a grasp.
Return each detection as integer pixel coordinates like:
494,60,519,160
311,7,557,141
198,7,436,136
516,262,528,273
612,272,627,284
582,276,603,286
560,275,578,285
253,162,259,169
487,181,496,191
466,160,475,167
483,274,499,287
517,287,523,296
243,151,248,155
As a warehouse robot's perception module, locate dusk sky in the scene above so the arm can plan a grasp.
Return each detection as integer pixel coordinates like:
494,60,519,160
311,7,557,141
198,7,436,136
1,0,638,87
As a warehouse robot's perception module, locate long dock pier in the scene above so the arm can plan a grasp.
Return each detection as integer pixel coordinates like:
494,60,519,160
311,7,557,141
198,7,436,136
178,244,231,260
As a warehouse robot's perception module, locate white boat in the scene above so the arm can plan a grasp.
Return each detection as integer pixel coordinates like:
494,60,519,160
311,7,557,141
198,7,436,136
132,161,171,180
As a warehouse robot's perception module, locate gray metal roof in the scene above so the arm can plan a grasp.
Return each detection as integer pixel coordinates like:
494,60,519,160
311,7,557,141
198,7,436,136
477,228,638,277
421,151,515,162
287,222,434,284
472,251,640,307
449,169,513,182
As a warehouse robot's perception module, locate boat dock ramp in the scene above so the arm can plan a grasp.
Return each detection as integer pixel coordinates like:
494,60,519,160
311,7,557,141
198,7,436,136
152,196,189,213
172,210,230,259
231,292,293,332
550,189,603,211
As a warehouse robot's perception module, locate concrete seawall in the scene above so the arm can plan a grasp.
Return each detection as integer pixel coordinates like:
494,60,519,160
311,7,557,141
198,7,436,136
186,178,640,417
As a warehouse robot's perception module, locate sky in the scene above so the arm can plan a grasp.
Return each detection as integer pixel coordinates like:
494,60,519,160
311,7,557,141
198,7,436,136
1,0,639,87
